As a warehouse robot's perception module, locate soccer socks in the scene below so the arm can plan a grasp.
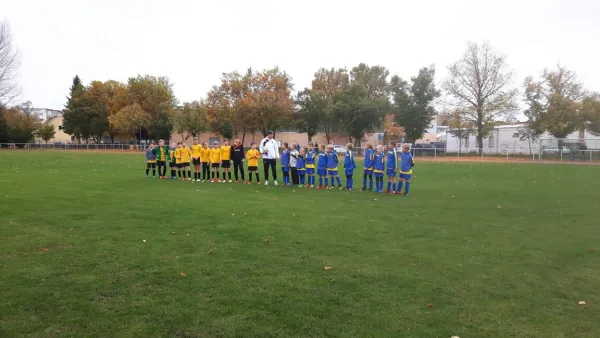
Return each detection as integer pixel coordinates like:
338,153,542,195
392,183,397,192
171,169,176,178
177,170,181,178
145,168,149,176
405,182,410,194
188,170,191,179
217,172,220,179
398,181,403,192
319,177,323,186
152,169,156,177
368,175,373,190
362,176,367,189
228,172,232,180
324,178,328,186
300,176,305,185
336,176,341,187
255,173,260,182
387,182,391,191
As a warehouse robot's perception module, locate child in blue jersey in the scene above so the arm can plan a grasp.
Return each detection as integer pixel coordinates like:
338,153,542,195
397,144,415,196
305,143,317,187
317,144,328,188
326,144,342,189
344,143,356,190
385,141,398,194
373,145,385,192
297,148,306,187
280,142,291,186
362,143,375,191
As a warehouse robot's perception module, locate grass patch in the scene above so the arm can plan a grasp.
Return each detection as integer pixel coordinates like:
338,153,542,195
1,151,599,337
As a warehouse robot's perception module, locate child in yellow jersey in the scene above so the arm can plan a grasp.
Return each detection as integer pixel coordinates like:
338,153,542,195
220,139,232,183
246,142,261,184
174,143,182,179
155,139,168,179
191,137,202,182
180,142,192,180
209,141,221,182
200,142,211,182
168,141,178,179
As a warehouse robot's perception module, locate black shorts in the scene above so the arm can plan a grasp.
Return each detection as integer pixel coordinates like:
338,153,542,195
248,166,258,171
221,160,231,168
202,162,209,167
146,162,156,168
157,160,166,166
211,163,220,168
181,162,190,167
170,162,178,168
192,158,201,165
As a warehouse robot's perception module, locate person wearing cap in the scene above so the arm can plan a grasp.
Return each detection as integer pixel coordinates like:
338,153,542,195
260,130,280,186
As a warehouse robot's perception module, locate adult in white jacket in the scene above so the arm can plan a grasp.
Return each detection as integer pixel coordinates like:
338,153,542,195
260,130,280,186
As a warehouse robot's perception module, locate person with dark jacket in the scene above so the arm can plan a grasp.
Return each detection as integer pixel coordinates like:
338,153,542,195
231,137,246,182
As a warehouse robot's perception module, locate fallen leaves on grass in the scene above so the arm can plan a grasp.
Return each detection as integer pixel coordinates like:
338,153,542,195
179,272,186,277
43,248,49,252
170,232,176,235
324,266,332,271
427,303,433,308
451,336,460,338
578,301,586,305
264,238,270,243
207,250,212,255
273,197,278,201
68,228,73,232
589,248,596,253
142,240,146,243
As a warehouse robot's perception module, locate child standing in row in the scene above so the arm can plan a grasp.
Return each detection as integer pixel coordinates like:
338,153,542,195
180,142,192,180
385,141,397,194
191,138,202,181
326,145,342,190
373,145,385,192
317,144,327,188
397,144,415,196
169,142,178,179
297,148,306,187
200,142,210,182
290,144,299,186
280,143,291,186
362,143,375,191
210,141,221,182
145,142,157,178
305,143,316,187
155,139,169,178
246,142,261,184
220,139,232,183
344,143,356,190
231,137,245,183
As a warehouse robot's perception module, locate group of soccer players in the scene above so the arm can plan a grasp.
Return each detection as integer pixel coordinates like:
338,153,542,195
145,138,415,195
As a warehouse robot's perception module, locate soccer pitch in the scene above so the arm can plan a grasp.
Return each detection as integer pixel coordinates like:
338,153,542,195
1,151,599,337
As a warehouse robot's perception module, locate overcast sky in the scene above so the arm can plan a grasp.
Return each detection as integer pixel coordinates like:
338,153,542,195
2,0,599,109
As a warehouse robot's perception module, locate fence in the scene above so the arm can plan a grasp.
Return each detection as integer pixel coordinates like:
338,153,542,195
2,141,600,164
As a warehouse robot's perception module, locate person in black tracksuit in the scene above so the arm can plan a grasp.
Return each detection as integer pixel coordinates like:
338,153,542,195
231,137,245,182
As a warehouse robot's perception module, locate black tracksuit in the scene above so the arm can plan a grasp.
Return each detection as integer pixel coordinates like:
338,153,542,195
231,143,245,181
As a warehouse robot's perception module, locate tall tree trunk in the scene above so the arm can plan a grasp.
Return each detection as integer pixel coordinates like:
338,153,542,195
528,137,532,156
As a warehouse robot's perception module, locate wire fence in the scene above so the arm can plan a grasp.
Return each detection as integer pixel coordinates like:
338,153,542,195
2,142,600,164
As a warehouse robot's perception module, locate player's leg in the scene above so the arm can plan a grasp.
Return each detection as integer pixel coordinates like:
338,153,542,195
145,163,150,177
404,175,411,195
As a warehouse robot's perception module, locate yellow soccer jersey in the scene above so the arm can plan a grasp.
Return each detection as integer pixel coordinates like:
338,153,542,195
191,144,202,159
246,149,260,167
210,148,221,163
180,146,192,163
174,148,182,164
159,147,166,161
200,147,211,162
220,145,231,161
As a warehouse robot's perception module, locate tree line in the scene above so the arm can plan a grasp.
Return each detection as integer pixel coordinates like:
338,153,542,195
1,16,599,149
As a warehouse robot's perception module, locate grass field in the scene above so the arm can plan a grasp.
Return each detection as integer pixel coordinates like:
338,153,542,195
1,151,599,337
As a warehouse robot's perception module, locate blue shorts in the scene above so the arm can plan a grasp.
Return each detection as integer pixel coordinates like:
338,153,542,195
400,173,412,180
374,172,384,178
345,170,354,177
317,169,327,176
298,170,306,176
282,166,289,173
306,168,315,175
363,168,373,175
386,168,397,177
327,169,338,176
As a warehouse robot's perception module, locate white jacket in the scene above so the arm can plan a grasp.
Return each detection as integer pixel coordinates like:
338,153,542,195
260,137,280,159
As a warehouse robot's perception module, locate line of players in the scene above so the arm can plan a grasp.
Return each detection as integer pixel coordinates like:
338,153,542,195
145,138,415,195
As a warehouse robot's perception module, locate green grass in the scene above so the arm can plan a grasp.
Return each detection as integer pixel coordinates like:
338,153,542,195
1,151,599,337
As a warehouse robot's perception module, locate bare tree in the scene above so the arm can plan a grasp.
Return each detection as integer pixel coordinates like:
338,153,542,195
0,19,20,108
442,42,518,154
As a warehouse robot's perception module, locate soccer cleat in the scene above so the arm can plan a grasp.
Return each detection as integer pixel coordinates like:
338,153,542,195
338,187,343,190
273,181,278,186
235,180,239,183
152,176,156,179
210,179,214,183
316,185,321,189
201,180,205,182
264,181,269,186
242,180,246,183
257,182,261,184
383,190,389,193
396,191,403,195
390,191,395,195
404,193,409,197
229,180,232,183
188,178,192,181
310,185,315,188
298,185,303,188
144,175,148,178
